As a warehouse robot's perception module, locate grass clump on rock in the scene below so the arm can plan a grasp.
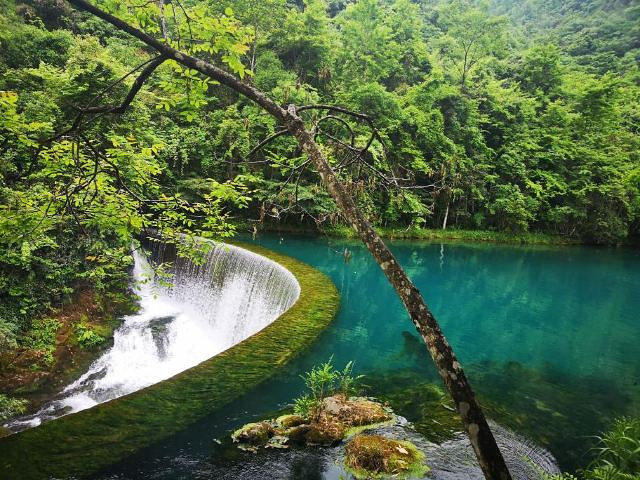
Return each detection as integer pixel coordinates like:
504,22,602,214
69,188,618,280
344,434,427,479
231,359,394,450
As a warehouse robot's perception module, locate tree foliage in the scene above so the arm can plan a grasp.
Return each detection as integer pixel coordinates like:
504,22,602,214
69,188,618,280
0,0,638,373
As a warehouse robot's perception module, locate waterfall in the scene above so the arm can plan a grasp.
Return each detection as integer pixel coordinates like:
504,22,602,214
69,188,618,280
5,242,300,432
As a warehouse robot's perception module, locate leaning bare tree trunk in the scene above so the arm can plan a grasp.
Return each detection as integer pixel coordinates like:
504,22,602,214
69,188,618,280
64,2,512,477
285,112,511,480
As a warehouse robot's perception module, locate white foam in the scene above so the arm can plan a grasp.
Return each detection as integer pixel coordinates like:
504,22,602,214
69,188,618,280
5,242,300,432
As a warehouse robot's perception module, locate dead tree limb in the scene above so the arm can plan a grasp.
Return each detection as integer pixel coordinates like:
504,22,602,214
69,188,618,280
246,128,289,158
63,1,513,477
81,55,167,115
41,56,167,147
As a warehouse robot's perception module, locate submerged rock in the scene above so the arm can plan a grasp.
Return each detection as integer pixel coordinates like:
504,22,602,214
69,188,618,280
227,395,560,479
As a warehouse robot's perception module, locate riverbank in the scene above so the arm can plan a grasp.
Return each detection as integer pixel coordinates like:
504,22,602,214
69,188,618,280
245,223,585,246
329,225,584,245
0,288,135,421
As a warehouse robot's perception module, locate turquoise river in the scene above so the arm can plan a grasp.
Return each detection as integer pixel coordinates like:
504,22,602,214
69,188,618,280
92,234,639,478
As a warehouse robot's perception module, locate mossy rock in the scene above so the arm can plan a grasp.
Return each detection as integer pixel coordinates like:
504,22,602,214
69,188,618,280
232,422,275,446
344,434,428,479
300,396,392,446
285,424,312,445
322,395,392,427
304,413,346,446
276,414,306,428
233,396,395,450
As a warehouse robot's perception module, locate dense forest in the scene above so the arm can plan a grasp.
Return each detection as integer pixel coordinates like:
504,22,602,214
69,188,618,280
0,0,639,420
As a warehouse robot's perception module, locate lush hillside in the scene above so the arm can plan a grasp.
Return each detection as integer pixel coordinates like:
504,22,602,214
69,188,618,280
491,0,640,74
0,0,638,403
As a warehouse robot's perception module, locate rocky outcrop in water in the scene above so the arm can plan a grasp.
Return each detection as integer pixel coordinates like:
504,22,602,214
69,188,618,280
232,395,393,451
228,395,561,480
344,434,427,479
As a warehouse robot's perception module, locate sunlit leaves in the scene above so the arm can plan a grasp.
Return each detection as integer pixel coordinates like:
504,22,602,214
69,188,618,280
432,0,508,86
0,91,53,150
95,0,252,75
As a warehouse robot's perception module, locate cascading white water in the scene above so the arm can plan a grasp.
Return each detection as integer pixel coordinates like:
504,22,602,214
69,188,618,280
5,242,300,432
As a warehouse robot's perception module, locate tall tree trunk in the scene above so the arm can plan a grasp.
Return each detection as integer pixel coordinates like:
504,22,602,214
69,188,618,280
250,26,258,72
64,2,512,477
461,47,469,87
443,201,450,230
156,0,168,39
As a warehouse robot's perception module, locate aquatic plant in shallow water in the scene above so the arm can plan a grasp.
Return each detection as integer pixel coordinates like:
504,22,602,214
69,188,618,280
538,417,640,480
590,417,640,478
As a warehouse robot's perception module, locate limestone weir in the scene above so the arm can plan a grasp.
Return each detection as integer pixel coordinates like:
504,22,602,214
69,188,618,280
0,241,340,479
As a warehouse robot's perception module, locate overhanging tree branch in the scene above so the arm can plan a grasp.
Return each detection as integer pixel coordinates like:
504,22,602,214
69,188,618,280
245,128,289,158
63,1,513,478
41,55,167,147
81,55,167,115
66,0,288,121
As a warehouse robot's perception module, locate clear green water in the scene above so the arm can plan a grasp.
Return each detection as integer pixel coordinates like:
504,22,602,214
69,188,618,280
96,235,640,477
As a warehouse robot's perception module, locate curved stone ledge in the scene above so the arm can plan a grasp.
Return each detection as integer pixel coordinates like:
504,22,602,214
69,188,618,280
0,243,340,479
